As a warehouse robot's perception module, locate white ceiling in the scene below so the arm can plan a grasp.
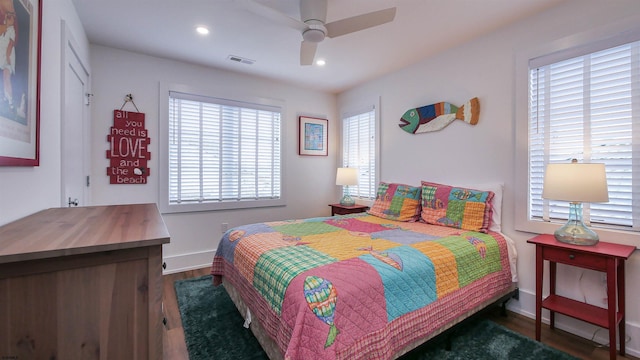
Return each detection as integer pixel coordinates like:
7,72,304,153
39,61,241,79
71,0,567,94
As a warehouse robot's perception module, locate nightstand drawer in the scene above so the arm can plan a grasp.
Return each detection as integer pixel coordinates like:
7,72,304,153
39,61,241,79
543,247,607,271
329,204,369,216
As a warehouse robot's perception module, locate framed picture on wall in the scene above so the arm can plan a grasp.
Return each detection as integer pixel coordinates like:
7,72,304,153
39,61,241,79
299,116,328,156
0,0,41,166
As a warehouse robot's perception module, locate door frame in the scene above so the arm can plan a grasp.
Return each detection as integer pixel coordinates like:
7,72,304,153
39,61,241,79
60,20,91,207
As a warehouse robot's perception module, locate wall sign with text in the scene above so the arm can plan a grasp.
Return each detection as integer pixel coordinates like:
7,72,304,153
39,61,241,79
106,110,150,184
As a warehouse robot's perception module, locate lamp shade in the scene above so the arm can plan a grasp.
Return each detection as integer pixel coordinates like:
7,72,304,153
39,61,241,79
542,162,609,203
336,167,358,186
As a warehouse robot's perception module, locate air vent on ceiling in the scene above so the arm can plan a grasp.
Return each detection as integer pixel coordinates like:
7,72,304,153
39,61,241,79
227,55,255,65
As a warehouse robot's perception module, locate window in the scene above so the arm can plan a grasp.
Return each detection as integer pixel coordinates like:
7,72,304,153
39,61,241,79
520,34,640,240
341,105,378,200
160,88,283,213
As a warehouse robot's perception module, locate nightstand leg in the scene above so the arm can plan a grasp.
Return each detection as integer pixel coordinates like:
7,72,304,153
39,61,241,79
535,245,543,341
617,259,626,357
607,260,617,360
549,261,556,329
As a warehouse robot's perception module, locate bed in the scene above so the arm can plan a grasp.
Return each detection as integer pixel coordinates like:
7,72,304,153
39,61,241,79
211,181,518,359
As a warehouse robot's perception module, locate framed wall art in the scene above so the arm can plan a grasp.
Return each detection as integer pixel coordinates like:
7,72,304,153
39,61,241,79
298,116,328,156
0,0,41,166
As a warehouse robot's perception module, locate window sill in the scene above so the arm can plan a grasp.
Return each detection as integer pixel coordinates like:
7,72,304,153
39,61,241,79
159,198,286,214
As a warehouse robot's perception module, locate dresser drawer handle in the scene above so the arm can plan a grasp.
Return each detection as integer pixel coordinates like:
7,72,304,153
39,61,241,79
568,254,575,260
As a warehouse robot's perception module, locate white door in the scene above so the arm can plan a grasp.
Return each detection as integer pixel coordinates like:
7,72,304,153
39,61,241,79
61,22,90,207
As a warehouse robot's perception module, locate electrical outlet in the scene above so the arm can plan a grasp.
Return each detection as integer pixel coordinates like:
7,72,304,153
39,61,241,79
221,222,229,233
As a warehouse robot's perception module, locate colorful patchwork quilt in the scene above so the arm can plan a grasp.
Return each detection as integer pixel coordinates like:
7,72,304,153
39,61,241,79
211,213,513,360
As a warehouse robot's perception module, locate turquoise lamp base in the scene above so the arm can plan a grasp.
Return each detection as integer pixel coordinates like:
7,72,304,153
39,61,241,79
340,195,355,206
554,202,599,246
554,222,599,246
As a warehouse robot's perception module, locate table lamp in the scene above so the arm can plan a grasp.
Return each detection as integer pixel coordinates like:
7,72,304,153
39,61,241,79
336,167,358,206
542,159,609,246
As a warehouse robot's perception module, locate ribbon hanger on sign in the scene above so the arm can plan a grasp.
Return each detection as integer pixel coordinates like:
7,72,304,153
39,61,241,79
120,93,140,112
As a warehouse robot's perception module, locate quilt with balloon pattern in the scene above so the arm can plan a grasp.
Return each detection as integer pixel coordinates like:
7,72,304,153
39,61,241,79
211,213,513,360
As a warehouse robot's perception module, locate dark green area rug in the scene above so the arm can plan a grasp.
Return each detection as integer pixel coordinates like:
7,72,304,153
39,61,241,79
174,275,267,360
175,275,578,360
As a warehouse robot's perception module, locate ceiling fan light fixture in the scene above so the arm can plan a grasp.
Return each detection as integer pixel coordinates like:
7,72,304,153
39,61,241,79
303,29,324,42
302,24,327,42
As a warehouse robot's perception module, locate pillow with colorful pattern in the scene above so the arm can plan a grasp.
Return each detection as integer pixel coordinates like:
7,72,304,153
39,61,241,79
368,182,422,222
420,181,494,233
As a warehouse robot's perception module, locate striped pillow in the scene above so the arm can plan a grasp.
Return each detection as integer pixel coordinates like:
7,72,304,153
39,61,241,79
368,182,422,222
420,181,494,233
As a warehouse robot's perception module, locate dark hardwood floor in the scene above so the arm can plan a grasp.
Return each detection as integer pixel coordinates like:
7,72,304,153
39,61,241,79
162,268,637,360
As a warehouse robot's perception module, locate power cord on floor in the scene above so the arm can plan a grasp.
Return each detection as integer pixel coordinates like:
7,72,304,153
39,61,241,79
578,271,633,349
578,270,587,303
590,323,632,348
591,328,603,346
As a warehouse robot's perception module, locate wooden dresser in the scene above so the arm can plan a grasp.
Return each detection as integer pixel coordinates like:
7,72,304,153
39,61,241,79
0,203,170,360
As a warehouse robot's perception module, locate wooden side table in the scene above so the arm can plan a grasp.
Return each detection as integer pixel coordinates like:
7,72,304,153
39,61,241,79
527,234,635,360
329,203,369,216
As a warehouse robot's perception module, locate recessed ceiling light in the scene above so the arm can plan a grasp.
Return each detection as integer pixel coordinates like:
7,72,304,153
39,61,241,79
316,59,326,66
195,26,210,35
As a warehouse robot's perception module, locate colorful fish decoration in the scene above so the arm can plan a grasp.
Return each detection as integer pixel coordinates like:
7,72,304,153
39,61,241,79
349,231,370,237
437,217,460,228
333,219,350,226
467,236,487,259
282,235,302,242
423,198,445,210
282,235,309,246
228,229,246,242
399,97,479,134
370,250,403,271
303,276,339,348
451,189,483,201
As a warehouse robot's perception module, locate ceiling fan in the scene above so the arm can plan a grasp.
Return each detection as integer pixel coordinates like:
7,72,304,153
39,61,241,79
240,0,397,65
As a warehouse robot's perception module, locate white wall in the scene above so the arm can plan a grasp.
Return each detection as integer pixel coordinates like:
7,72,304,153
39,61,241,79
0,0,89,225
338,0,640,355
3,0,639,354
88,45,338,273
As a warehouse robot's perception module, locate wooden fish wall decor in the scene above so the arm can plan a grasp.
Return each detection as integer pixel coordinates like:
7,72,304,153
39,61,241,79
399,97,479,134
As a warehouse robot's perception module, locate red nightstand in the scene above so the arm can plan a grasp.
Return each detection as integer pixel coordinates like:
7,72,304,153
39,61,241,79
527,234,635,360
328,203,369,216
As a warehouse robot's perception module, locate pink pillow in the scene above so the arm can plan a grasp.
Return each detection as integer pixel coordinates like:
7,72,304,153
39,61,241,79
420,181,494,233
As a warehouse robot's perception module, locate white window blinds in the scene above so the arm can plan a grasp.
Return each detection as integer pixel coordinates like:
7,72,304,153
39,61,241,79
529,39,640,231
168,91,281,207
342,107,376,200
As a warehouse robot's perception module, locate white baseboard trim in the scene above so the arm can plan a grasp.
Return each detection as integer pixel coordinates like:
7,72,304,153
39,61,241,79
163,249,215,275
507,288,639,358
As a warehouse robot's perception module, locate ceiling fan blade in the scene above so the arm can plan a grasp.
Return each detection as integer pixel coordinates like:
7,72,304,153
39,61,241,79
300,40,317,66
239,0,307,32
325,7,396,38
